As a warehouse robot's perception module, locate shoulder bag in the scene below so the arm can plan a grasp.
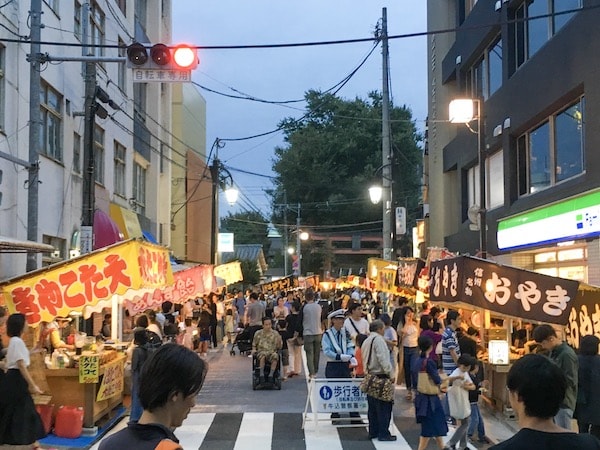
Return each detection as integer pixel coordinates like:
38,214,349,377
359,338,394,403
447,379,471,419
416,359,439,395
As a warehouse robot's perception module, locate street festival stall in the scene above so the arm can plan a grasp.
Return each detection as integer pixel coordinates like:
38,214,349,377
0,239,173,430
428,255,581,413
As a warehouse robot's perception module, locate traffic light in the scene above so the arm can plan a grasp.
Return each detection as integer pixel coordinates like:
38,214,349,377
126,42,199,71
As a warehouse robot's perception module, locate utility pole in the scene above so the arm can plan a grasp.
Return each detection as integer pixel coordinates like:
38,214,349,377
381,7,393,261
283,191,289,275
26,0,42,272
80,2,96,255
295,203,302,276
210,157,220,266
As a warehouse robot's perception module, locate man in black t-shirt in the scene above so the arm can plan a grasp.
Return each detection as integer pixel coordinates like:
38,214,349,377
490,354,600,450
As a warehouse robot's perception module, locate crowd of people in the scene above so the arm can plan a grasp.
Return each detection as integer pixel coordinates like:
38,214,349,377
4,284,600,449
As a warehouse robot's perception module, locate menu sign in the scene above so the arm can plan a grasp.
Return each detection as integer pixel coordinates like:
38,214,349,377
429,256,579,325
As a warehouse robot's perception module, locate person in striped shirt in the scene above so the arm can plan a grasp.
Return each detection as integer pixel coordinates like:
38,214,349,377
441,310,462,376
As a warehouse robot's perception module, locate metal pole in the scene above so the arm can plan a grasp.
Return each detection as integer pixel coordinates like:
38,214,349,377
283,192,289,275
296,203,301,276
478,99,487,259
210,159,220,265
381,7,393,261
26,0,43,272
80,3,96,255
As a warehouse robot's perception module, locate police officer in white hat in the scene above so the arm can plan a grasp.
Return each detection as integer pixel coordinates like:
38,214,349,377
322,309,359,424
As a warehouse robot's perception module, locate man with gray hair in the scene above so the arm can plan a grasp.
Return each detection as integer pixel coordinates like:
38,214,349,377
362,319,396,442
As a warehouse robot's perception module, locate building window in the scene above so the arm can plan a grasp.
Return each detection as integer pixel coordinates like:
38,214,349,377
466,150,504,216
487,150,504,209
533,245,587,281
40,81,63,161
465,37,502,99
513,0,582,71
94,125,104,184
74,0,81,40
518,96,585,196
135,0,147,32
133,162,146,215
42,235,66,267
73,132,81,174
133,82,147,123
117,38,126,91
0,45,5,131
91,1,105,58
114,141,126,196
44,0,59,14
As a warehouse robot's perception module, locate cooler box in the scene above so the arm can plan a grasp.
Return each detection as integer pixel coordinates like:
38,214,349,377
54,405,84,438
35,404,54,436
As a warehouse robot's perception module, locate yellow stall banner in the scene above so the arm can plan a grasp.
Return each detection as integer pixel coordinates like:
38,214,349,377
79,355,100,384
0,240,173,327
96,358,124,401
214,261,243,285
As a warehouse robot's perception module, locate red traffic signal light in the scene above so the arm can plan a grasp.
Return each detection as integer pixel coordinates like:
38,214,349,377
126,42,198,70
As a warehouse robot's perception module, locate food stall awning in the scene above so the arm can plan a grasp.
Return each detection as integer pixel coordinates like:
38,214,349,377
0,239,173,327
429,255,579,325
0,235,55,253
259,275,298,293
122,264,216,315
214,261,243,286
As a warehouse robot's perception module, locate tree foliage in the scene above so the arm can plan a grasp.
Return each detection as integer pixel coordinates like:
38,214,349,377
269,90,422,269
220,211,270,253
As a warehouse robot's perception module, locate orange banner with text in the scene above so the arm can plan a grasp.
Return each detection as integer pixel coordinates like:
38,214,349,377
0,240,173,327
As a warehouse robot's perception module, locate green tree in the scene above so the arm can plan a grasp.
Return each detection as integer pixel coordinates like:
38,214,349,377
239,259,261,286
270,90,422,272
220,211,270,253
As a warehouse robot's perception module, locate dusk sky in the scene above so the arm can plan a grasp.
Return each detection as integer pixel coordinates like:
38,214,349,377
172,2,428,217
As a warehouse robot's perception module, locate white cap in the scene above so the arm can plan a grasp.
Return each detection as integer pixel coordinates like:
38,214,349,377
327,309,346,320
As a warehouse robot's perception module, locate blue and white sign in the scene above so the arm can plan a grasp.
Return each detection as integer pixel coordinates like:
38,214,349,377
313,379,368,413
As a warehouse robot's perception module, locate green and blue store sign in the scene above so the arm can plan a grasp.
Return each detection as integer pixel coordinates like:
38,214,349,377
497,190,600,251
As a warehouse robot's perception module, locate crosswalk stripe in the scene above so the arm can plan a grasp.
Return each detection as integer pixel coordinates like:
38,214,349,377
234,412,274,450
93,412,414,449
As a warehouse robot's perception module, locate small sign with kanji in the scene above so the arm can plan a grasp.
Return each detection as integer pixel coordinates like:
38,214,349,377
79,355,100,383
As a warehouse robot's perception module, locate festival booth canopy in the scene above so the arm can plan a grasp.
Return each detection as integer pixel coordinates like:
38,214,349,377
259,275,298,293
214,261,243,286
121,263,217,315
0,239,173,327
428,255,580,326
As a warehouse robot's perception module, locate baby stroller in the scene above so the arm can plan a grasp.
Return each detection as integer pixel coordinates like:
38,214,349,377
252,352,282,390
230,324,261,356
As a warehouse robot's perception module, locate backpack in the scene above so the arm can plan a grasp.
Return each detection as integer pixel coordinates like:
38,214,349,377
145,330,163,349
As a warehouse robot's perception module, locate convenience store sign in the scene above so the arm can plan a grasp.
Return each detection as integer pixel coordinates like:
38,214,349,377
497,190,600,250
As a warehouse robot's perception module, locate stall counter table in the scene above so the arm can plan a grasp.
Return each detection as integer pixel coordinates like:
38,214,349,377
44,353,126,428
482,361,512,414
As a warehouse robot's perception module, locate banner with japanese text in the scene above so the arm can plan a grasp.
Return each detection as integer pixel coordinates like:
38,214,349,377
122,264,216,315
96,358,125,401
0,240,173,327
79,355,100,383
396,258,426,289
565,284,600,349
214,261,243,285
429,256,579,325
259,275,298,293
300,275,320,289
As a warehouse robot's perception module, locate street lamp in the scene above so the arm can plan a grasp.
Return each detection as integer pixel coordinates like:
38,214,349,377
295,229,309,276
209,156,238,265
368,185,383,204
449,97,487,258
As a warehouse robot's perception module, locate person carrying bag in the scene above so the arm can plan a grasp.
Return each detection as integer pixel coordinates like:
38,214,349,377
359,319,397,442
